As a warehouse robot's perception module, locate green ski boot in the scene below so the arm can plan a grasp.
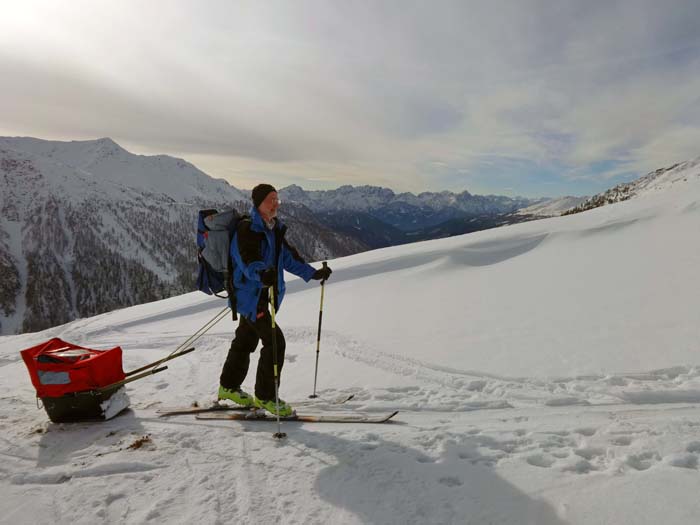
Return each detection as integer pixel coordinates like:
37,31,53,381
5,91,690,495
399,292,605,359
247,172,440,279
218,386,256,408
254,397,295,417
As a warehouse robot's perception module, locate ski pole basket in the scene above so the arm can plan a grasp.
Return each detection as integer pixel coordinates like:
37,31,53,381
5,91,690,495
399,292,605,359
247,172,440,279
20,337,130,423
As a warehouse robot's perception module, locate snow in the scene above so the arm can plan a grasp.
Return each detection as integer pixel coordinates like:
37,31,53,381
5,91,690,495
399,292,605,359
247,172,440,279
0,137,249,205
516,195,588,216
1,165,700,524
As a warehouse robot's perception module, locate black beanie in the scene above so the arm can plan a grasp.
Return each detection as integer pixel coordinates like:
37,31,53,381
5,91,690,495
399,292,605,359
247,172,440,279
252,183,277,209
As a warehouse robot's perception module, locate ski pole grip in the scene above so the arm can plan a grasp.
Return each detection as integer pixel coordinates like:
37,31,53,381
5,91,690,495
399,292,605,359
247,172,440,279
322,261,328,283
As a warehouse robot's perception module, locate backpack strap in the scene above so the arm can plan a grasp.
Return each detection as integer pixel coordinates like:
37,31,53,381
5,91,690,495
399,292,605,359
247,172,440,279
226,215,251,321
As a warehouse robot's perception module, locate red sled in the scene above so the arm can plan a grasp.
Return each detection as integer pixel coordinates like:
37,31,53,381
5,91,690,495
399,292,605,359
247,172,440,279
20,337,129,422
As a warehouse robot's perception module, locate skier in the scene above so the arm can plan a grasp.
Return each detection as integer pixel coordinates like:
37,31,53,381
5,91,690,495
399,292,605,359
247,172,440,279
217,184,333,416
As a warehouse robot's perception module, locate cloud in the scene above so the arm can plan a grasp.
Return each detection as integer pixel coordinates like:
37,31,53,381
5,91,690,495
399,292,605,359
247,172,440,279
2,0,700,195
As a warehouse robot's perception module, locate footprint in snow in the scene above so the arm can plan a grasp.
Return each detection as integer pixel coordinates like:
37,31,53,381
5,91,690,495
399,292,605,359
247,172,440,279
574,427,597,437
666,454,699,470
574,447,605,461
564,459,597,474
610,435,633,446
438,476,463,487
526,454,555,468
687,441,700,453
466,380,487,392
625,451,660,471
541,435,574,451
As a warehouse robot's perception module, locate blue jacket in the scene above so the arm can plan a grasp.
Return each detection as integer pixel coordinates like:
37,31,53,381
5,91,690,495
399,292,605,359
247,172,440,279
230,207,316,321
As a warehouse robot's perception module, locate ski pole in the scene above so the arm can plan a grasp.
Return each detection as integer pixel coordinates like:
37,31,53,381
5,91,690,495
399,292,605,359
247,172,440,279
269,283,286,440
310,261,328,398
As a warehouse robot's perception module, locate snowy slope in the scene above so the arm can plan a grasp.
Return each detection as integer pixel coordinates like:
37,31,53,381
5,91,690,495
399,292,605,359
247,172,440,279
0,137,249,204
564,157,700,216
1,162,699,524
516,196,588,217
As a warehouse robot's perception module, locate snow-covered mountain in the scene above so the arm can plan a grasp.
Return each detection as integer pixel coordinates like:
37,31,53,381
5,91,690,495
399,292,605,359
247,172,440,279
2,149,699,525
281,184,539,248
280,184,536,230
516,196,588,217
563,158,700,215
0,136,249,204
0,138,365,335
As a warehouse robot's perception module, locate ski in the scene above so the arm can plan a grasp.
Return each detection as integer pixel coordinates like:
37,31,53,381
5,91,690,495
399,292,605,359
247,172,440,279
195,409,399,424
157,404,249,416
156,394,356,416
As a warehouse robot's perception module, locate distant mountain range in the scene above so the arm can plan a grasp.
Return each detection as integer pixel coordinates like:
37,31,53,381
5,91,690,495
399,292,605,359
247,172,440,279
2,136,694,335
279,184,542,248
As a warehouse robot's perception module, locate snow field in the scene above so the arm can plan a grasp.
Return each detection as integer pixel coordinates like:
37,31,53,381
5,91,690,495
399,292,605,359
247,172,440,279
3,302,700,524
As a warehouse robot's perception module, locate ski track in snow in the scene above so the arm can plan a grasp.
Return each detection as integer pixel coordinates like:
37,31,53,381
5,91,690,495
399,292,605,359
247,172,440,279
280,327,700,415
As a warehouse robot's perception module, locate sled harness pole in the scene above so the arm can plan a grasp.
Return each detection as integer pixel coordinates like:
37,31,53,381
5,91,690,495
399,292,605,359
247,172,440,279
269,284,286,440
124,347,194,378
310,261,328,399
97,366,169,394
124,305,230,377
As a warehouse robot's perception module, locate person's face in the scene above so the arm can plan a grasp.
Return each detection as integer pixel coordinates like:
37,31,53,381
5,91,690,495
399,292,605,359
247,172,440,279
258,191,280,219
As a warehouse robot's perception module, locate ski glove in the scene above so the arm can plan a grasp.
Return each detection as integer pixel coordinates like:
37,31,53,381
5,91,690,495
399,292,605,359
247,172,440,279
260,268,276,287
312,265,333,281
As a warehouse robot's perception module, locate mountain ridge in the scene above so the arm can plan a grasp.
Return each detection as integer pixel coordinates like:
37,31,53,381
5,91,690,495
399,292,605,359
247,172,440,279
563,158,700,216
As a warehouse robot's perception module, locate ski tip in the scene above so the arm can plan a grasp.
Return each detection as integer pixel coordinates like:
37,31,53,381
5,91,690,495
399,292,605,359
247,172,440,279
385,410,399,421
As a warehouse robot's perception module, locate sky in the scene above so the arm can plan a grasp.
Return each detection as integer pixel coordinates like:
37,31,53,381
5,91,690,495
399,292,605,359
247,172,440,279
1,1,700,198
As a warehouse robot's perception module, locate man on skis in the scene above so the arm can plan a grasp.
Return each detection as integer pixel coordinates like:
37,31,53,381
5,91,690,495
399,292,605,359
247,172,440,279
218,184,332,416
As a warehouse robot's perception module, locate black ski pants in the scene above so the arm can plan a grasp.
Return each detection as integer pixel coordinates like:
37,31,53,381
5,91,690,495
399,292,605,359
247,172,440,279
219,311,285,401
